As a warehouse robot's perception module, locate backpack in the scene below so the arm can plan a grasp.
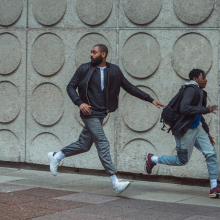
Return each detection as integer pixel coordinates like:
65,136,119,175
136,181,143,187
160,85,194,133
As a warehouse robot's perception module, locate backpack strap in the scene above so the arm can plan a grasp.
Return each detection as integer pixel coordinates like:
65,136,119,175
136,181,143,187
184,84,201,106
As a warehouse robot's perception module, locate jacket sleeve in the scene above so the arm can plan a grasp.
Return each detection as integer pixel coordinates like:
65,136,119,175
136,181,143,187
120,70,154,103
179,87,210,115
66,65,84,107
201,115,209,134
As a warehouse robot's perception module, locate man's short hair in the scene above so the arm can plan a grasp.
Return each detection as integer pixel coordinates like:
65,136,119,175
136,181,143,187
188,69,205,80
94,44,108,58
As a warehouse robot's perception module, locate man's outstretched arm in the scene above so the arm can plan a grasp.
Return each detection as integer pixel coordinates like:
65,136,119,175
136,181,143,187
120,71,165,108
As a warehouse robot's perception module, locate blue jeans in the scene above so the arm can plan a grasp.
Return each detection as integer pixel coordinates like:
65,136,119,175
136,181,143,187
61,117,117,175
158,123,218,179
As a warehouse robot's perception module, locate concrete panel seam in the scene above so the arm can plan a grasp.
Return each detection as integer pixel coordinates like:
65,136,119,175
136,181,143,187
25,0,29,162
113,0,120,168
23,27,220,31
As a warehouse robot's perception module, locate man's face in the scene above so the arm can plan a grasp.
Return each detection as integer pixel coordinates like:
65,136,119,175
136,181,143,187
90,46,103,65
194,72,207,89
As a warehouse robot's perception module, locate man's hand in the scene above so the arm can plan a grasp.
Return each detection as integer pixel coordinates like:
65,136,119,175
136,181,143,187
79,103,92,115
208,134,215,146
152,100,166,108
208,105,219,114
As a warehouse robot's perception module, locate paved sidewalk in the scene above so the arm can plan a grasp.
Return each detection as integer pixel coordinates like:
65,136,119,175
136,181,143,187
0,167,219,220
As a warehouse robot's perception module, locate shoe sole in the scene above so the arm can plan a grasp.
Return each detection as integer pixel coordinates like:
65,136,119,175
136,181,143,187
48,152,57,176
209,193,220,198
116,182,131,196
145,153,150,161
144,152,152,174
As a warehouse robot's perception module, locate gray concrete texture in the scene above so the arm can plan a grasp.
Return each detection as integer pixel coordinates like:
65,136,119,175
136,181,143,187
0,0,219,180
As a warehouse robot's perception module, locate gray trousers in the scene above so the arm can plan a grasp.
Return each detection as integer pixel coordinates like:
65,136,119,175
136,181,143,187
61,117,117,175
158,123,218,179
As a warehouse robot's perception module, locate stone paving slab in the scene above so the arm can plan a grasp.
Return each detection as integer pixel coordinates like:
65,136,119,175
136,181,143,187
55,192,121,204
0,168,20,174
0,167,220,219
132,190,195,202
21,198,89,212
184,216,219,220
36,203,140,219
0,192,43,205
0,183,35,192
150,202,220,215
32,209,108,220
56,177,111,193
0,186,90,220
111,209,192,220
0,175,27,183
102,197,167,210
1,205,56,220
176,195,220,207
11,187,76,199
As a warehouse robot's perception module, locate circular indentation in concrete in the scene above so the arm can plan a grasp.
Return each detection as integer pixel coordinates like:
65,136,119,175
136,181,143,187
122,33,160,78
0,33,22,75
170,148,209,179
0,130,21,162
117,139,159,174
121,86,160,131
74,143,106,170
172,33,212,79
0,81,21,123
173,0,214,24
31,83,64,126
75,33,111,68
76,0,113,25
31,33,65,76
0,0,23,26
123,0,162,24
29,132,63,165
32,0,67,26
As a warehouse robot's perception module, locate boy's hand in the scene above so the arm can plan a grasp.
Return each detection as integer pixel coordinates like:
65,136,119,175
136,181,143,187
208,134,215,146
152,100,166,108
79,103,91,115
208,105,219,114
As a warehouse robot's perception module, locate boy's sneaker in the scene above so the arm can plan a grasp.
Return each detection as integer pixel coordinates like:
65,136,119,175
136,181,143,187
210,185,220,198
48,152,59,176
145,153,156,174
114,181,130,195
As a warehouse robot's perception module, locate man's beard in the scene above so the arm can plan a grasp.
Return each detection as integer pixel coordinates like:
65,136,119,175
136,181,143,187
91,54,103,66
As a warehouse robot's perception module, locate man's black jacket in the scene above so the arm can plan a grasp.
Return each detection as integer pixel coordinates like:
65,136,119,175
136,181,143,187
67,62,154,113
172,84,210,137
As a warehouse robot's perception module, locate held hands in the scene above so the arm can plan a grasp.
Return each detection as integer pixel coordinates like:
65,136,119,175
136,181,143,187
152,100,166,108
79,103,91,115
208,134,215,146
208,105,219,114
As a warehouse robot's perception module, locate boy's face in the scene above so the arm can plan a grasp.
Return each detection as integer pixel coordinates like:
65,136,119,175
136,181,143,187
193,72,207,89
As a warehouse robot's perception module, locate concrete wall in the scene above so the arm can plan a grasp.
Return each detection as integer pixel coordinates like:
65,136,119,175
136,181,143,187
0,0,219,180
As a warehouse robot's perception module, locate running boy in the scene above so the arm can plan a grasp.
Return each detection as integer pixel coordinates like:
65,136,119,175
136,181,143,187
146,69,219,198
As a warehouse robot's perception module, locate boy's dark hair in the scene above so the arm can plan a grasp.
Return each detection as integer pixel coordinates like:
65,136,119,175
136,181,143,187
94,44,108,58
188,69,205,80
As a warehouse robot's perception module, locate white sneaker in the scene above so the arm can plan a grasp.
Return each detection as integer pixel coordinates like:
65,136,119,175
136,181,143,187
114,181,130,195
48,152,59,176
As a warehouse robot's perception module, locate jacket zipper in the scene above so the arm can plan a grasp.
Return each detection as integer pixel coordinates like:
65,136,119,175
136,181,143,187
86,69,95,106
178,120,189,131
106,68,109,113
